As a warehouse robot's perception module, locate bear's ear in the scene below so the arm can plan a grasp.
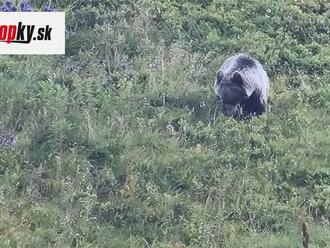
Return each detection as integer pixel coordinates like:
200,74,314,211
232,71,244,86
216,71,224,82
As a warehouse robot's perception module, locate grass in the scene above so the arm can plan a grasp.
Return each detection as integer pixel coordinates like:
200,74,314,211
0,0,330,247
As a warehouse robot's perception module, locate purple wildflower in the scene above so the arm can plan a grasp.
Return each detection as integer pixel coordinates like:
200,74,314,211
0,0,16,11
42,3,56,12
19,0,33,12
0,135,16,149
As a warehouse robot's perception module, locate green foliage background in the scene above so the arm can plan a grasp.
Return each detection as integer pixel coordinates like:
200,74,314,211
0,0,330,247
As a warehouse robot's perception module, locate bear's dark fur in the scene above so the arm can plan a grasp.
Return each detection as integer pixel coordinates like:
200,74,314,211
214,54,269,118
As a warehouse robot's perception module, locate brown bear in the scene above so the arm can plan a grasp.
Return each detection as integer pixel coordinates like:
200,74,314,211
214,54,269,118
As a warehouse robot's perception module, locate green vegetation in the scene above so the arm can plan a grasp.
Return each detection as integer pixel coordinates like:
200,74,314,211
0,0,330,247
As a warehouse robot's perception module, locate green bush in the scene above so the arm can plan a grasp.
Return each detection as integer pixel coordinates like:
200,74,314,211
0,0,329,247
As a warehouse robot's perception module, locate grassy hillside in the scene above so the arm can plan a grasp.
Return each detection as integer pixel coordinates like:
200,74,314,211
0,0,330,247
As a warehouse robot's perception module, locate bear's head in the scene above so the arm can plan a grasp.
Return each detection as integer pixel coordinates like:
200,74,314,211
214,70,249,117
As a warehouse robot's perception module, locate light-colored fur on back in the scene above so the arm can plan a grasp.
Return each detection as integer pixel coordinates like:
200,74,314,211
216,54,269,104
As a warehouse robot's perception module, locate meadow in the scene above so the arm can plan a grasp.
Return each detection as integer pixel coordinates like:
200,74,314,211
0,0,330,247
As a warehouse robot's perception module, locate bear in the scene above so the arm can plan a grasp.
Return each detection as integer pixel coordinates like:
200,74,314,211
213,54,269,118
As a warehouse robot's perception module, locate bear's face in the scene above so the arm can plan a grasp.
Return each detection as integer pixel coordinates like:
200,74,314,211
214,71,248,116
